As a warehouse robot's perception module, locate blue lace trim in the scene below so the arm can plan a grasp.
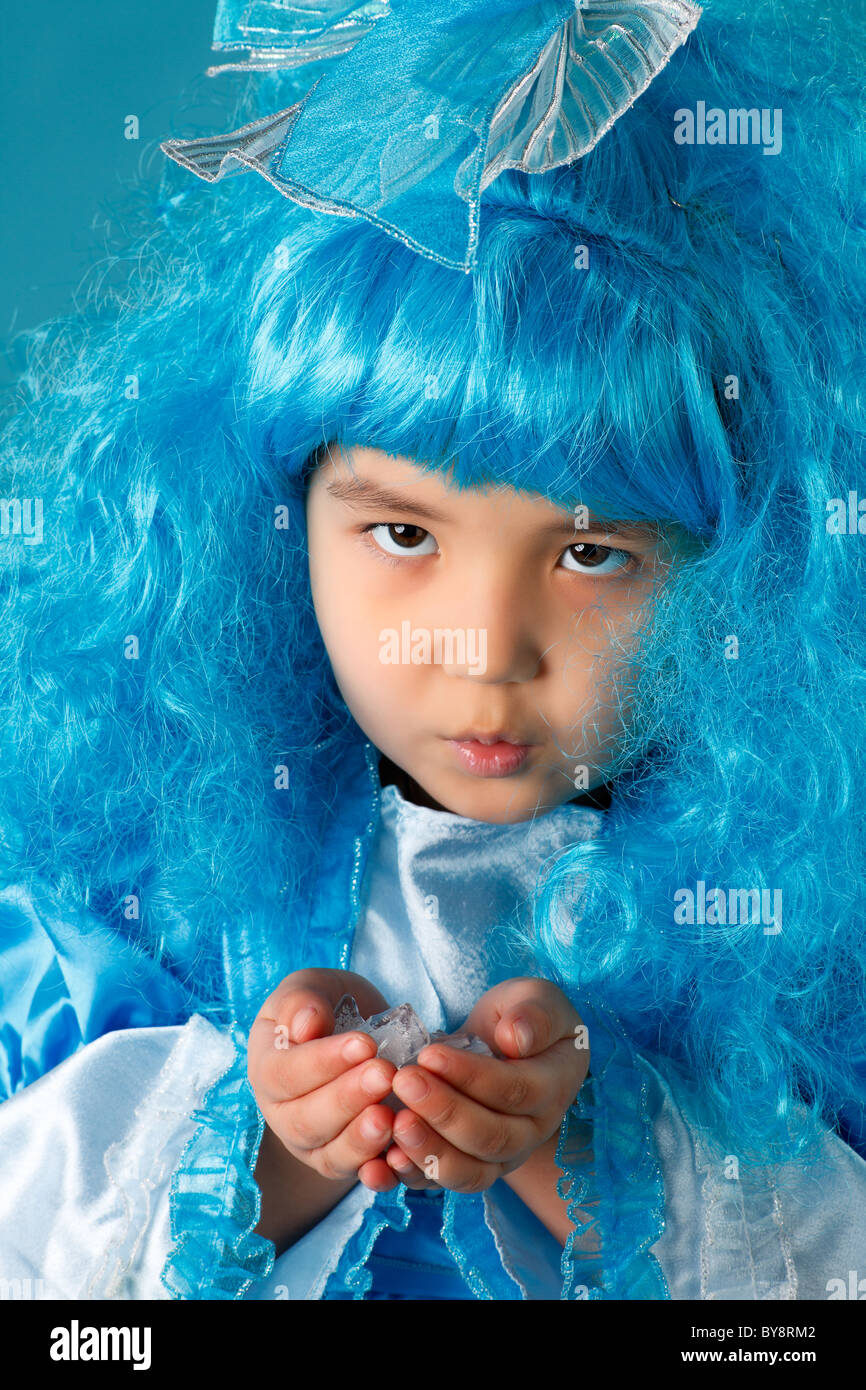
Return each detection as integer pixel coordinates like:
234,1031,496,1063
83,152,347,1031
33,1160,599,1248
320,1183,412,1299
557,1003,670,1300
154,999,669,1302
440,1191,525,1299
160,1020,275,1300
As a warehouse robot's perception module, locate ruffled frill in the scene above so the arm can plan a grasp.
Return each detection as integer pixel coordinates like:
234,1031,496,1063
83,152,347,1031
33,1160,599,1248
319,1184,412,1298
440,1192,526,1299
94,1016,239,1297
693,1115,798,1300
160,1020,276,1300
556,1001,670,1299
319,1184,531,1299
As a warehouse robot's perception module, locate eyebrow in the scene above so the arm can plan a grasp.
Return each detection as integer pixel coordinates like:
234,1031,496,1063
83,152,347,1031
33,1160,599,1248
324,475,659,540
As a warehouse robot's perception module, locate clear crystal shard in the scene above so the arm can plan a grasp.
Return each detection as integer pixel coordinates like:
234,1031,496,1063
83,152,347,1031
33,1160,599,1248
428,1029,494,1058
333,994,366,1033
332,994,494,1067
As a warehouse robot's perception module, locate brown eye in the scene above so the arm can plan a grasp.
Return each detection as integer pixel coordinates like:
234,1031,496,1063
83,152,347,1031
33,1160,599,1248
367,522,439,558
386,524,429,549
560,542,631,576
570,543,608,566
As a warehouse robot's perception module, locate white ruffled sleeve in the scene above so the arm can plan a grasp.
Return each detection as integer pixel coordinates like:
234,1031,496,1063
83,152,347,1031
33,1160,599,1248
0,1015,235,1299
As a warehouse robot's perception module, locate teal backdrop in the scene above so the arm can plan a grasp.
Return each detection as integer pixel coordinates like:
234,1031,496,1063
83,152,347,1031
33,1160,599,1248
3,1,864,387
0,0,233,388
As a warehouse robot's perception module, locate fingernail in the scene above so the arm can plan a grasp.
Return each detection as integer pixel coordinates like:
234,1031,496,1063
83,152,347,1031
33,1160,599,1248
398,1118,425,1147
343,1035,373,1063
361,1063,391,1096
396,1070,429,1102
291,1006,317,1042
513,1019,532,1055
361,1112,388,1139
417,1047,448,1074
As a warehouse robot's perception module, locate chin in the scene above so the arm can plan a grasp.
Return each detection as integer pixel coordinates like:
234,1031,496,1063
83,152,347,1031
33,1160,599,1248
426,776,556,825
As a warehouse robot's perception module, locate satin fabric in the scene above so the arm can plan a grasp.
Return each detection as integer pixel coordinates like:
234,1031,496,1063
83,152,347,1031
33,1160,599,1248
0,1018,232,1299
2,1011,864,1300
3,780,866,1300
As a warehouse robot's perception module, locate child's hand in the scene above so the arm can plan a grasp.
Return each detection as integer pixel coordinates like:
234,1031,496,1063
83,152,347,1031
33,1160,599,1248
247,968,403,1192
382,977,589,1193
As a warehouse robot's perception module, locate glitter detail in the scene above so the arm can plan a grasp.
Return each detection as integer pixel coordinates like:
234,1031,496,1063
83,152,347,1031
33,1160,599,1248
338,741,382,968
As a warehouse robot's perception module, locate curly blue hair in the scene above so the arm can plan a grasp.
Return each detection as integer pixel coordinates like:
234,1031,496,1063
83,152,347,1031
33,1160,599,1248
0,0,863,1168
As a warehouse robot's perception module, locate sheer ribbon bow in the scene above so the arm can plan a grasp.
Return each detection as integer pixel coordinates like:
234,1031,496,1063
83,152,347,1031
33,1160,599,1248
161,0,701,272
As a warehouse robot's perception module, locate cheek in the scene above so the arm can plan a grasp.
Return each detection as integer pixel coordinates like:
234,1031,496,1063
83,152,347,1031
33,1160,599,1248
577,585,651,655
307,545,412,716
310,559,374,676
308,530,357,666
557,601,625,678
552,602,642,727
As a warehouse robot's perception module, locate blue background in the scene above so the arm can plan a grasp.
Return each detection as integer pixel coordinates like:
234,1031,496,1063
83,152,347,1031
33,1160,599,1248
0,0,232,388
3,2,863,389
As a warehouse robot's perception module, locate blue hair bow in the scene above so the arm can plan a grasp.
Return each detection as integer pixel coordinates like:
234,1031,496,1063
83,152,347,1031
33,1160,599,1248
161,0,701,272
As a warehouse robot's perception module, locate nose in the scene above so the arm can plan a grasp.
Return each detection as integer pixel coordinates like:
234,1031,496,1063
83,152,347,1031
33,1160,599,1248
430,567,545,684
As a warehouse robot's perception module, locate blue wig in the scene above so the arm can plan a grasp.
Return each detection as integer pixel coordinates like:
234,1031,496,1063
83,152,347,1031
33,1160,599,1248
1,0,863,1172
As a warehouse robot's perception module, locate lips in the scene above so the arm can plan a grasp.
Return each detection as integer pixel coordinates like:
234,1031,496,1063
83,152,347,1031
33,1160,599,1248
445,732,535,778
449,730,534,746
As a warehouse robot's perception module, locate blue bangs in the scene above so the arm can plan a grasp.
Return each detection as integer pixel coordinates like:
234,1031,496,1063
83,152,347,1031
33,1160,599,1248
243,166,734,536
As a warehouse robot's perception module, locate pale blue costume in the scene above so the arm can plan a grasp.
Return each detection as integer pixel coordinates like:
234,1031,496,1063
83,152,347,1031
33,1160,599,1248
1,744,865,1300
2,1,865,1302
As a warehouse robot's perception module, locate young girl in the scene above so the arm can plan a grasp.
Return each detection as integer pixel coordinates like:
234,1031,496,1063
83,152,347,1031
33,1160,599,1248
0,0,864,1301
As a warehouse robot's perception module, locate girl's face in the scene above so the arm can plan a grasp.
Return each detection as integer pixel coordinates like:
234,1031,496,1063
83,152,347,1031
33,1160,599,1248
306,445,684,824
